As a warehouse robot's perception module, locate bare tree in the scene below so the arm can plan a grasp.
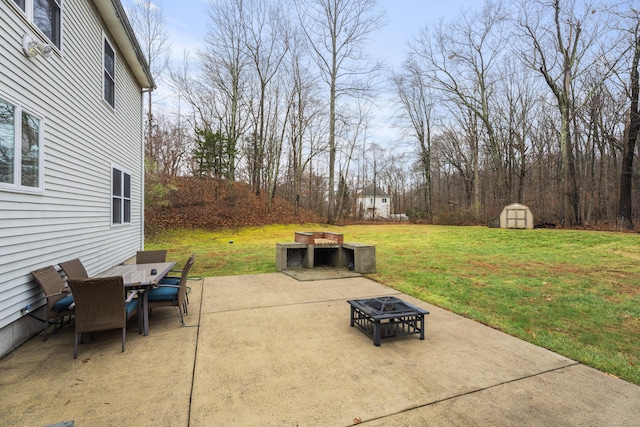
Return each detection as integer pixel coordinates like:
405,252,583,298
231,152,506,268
294,0,385,223
335,100,372,221
242,0,289,195
150,113,190,176
196,0,253,181
170,51,241,181
364,142,387,219
283,30,325,215
438,103,481,211
264,81,290,210
380,152,411,218
392,58,437,221
494,59,540,205
518,0,609,226
127,0,169,161
618,6,640,229
410,1,510,216
576,72,626,225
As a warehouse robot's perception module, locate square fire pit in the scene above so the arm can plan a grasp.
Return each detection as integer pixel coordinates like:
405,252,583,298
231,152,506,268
347,296,429,346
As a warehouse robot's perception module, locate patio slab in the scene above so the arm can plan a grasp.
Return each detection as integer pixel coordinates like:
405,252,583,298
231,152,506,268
0,277,202,426
0,272,639,426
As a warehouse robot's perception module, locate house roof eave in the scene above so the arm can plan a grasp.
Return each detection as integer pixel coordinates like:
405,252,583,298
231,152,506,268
358,185,390,198
93,0,156,90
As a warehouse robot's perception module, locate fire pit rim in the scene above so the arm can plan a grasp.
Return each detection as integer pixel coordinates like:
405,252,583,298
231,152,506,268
347,296,429,319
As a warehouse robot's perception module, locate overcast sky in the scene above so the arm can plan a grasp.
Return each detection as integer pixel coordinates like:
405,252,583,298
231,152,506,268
121,0,479,144
123,0,476,64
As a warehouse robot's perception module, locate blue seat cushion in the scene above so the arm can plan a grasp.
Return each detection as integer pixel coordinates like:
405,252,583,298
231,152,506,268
125,299,138,316
53,295,74,312
147,286,178,302
159,277,180,286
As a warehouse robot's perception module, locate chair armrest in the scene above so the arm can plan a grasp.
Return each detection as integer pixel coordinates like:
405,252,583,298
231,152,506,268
44,291,63,298
46,286,71,298
125,290,138,303
154,284,180,289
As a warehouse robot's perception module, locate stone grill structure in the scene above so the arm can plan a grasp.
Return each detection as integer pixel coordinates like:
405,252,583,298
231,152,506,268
276,232,376,274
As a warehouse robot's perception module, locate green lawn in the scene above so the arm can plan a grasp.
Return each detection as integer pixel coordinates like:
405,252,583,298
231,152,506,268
147,224,640,385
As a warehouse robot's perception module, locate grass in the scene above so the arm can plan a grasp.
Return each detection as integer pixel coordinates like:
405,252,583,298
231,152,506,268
147,224,640,385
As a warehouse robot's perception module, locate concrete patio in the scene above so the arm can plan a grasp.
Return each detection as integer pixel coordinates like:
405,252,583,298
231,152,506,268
1,272,639,426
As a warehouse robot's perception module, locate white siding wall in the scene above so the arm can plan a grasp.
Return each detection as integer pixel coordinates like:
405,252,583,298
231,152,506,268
0,0,145,354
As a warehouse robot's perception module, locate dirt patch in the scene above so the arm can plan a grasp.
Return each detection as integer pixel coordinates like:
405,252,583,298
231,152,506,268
611,282,640,297
612,250,640,262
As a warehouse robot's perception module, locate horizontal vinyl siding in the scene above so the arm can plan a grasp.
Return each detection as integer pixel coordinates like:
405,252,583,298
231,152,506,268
0,0,145,330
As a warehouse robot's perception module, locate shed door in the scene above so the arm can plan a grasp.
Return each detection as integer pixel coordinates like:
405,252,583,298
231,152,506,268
506,208,527,229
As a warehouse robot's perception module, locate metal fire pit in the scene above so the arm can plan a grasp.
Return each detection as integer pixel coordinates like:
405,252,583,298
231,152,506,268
347,296,429,346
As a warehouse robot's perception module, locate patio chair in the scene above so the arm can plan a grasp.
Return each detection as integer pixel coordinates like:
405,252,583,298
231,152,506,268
147,254,195,326
67,276,140,359
135,250,167,264
158,255,193,306
30,266,75,341
59,258,89,280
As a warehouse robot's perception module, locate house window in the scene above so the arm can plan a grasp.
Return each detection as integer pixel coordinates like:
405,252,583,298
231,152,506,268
382,198,387,203
0,98,42,191
103,38,116,107
112,166,131,225
13,0,61,49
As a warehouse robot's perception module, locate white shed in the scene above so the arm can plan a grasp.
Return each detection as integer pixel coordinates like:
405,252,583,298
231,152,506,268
500,203,533,229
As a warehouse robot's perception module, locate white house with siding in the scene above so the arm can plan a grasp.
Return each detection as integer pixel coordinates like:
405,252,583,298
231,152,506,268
356,185,391,219
0,0,154,357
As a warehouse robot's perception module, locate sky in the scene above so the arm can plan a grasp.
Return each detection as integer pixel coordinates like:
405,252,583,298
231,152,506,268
121,0,479,143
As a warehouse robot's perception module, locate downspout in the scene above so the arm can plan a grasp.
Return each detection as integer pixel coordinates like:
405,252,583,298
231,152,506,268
106,0,156,249
140,88,150,250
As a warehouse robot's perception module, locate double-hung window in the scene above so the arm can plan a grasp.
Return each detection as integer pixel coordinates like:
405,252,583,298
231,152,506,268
112,166,131,225
13,0,61,49
0,98,43,191
104,38,116,107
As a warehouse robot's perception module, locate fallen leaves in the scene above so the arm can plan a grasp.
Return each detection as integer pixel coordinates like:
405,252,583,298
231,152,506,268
145,177,322,233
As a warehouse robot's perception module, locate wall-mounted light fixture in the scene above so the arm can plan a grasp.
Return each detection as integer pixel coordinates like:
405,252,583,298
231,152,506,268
22,34,53,59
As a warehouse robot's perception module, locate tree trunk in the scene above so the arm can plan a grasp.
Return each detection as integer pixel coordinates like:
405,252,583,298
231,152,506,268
619,19,640,229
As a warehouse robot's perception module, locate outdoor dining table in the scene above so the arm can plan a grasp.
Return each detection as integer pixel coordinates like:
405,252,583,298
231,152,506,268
96,261,175,336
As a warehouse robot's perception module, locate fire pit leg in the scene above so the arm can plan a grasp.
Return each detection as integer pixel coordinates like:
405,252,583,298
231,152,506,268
373,320,382,346
349,306,355,327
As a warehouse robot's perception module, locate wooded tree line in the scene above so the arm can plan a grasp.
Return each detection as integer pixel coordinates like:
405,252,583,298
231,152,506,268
130,0,640,228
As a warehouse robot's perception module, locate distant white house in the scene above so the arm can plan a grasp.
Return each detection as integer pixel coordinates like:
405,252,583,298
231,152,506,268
356,185,391,219
0,0,154,357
